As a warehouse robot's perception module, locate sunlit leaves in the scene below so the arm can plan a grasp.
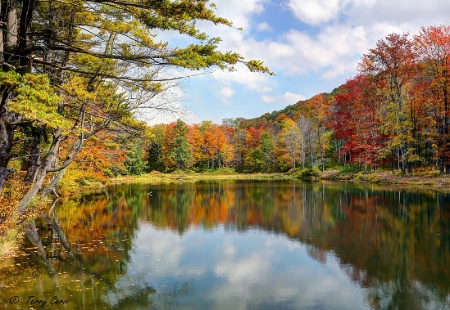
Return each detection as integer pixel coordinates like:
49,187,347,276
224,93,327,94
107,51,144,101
6,73,72,129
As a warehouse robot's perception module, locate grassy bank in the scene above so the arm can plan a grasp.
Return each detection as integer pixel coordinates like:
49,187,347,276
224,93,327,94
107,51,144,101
321,169,450,188
107,171,290,186
106,168,450,189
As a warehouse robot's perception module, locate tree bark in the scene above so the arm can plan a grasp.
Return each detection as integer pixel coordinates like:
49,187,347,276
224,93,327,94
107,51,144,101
24,135,41,184
17,131,64,214
0,0,3,66
0,106,17,190
0,119,13,189
4,0,18,53
42,168,66,196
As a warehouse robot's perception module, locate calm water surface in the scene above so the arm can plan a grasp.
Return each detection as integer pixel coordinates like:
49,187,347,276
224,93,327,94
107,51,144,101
1,180,450,309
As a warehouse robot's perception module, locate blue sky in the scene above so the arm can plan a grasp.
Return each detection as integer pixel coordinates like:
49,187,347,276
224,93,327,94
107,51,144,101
144,0,450,125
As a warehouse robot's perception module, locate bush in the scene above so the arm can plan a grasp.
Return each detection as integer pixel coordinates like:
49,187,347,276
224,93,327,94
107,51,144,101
290,168,320,180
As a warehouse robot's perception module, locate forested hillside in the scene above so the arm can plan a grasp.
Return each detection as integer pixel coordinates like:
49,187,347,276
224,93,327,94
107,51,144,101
2,7,450,207
139,25,450,176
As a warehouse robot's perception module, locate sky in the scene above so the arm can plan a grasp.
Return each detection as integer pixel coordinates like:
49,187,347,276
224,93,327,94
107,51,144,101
144,0,450,125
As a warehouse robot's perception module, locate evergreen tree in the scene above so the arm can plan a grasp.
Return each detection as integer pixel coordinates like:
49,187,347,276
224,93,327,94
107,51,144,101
170,119,193,170
125,143,147,175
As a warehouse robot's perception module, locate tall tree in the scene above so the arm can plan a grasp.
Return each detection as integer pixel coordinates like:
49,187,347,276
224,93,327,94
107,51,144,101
414,25,450,173
147,124,167,172
167,119,192,170
359,33,417,174
277,119,302,170
0,0,271,211
331,75,384,172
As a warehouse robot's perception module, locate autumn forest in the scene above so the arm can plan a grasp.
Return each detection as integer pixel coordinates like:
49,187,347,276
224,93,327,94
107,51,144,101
131,25,450,177
1,2,450,308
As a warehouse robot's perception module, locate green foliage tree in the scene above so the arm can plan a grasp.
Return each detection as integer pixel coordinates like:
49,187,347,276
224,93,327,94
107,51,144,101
169,119,193,170
147,124,166,172
125,142,147,175
0,0,271,213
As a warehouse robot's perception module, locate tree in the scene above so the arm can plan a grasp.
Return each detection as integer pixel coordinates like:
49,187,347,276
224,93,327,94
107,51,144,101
166,119,192,170
199,121,226,169
125,142,147,175
259,131,275,170
358,33,417,174
414,25,450,173
0,0,271,212
331,75,384,172
277,119,302,170
147,124,166,172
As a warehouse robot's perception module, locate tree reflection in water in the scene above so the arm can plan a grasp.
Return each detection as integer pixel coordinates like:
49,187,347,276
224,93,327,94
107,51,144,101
0,180,449,309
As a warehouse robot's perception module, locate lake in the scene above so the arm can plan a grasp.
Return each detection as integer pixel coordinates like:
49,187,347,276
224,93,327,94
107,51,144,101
1,180,449,309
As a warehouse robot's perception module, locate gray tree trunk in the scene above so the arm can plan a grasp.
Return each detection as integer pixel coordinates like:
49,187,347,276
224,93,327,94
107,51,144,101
0,1,3,66
4,0,18,53
0,115,13,189
17,131,64,214
0,107,20,190
42,168,66,196
24,137,41,184
0,0,19,189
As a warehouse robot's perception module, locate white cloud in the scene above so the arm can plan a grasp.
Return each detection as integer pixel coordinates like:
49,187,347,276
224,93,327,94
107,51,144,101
287,0,350,25
349,0,450,26
262,92,306,105
212,0,265,29
283,91,307,103
256,22,273,32
212,63,271,92
219,86,235,104
278,0,450,81
247,25,368,80
262,95,276,103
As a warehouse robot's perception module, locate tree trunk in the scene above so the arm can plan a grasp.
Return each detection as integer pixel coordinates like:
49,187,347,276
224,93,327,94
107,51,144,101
0,109,16,190
4,0,18,53
439,157,444,175
24,136,41,184
17,131,64,214
0,0,3,66
0,119,13,189
42,168,66,196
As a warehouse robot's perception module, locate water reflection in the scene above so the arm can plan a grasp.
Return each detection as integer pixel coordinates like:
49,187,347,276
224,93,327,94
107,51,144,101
0,181,449,309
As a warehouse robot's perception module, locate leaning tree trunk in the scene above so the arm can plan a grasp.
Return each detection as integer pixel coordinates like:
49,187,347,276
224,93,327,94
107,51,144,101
17,130,64,214
42,168,66,196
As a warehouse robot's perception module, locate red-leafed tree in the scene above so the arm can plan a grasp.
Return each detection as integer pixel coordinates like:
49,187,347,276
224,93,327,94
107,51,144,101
331,75,384,172
358,33,418,174
414,25,450,173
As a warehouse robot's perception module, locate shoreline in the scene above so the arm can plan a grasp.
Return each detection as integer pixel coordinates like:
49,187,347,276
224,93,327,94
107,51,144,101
101,169,450,190
2,169,449,259
320,169,450,190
